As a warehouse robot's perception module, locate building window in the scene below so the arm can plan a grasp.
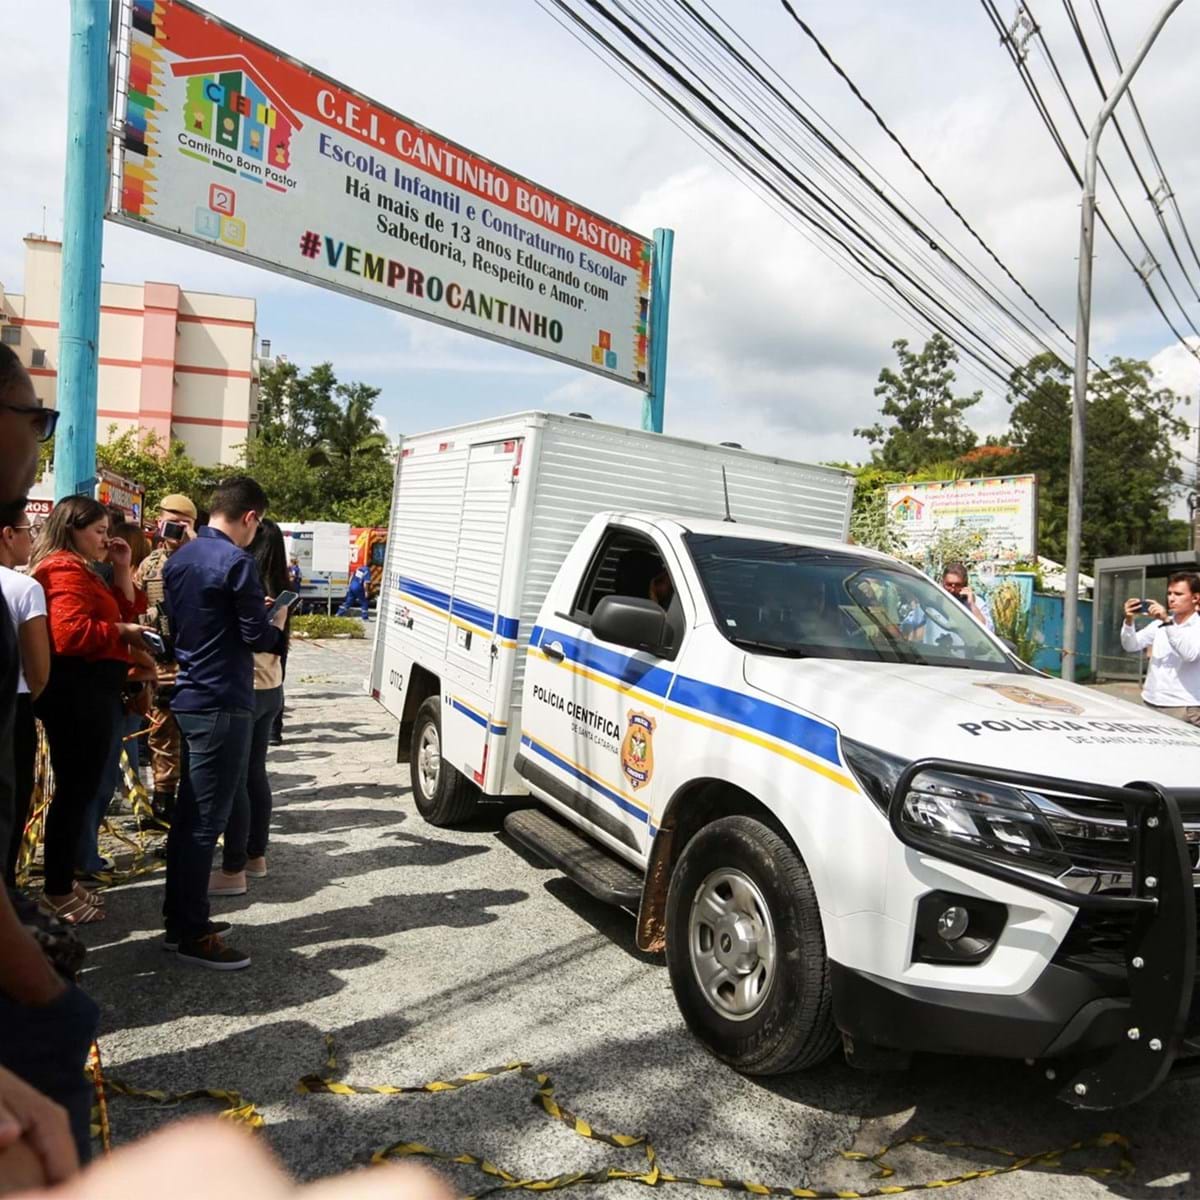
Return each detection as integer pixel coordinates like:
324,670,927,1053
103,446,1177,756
31,349,46,368
0,325,19,346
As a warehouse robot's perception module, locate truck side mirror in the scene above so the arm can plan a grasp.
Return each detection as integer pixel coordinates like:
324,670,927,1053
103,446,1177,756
591,595,668,656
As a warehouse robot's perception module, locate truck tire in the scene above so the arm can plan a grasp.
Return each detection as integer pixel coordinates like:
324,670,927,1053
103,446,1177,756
410,697,480,826
665,815,838,1075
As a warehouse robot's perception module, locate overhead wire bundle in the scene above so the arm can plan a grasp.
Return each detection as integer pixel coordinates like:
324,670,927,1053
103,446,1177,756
536,0,1083,401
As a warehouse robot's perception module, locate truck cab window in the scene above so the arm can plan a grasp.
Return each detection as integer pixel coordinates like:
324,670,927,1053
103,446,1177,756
571,528,683,649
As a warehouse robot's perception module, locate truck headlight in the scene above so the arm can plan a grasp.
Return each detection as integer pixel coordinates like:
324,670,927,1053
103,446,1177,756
901,771,1070,875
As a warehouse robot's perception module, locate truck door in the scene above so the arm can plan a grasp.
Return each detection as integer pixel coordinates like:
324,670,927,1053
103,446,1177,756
523,525,681,861
445,439,520,682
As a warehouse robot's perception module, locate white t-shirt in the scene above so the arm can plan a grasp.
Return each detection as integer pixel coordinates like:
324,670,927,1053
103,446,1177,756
0,565,48,695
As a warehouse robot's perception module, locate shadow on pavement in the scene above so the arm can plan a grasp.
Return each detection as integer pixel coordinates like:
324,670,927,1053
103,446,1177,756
85,886,529,1035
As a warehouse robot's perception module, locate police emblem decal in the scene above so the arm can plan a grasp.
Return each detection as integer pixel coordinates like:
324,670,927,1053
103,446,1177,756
620,711,656,790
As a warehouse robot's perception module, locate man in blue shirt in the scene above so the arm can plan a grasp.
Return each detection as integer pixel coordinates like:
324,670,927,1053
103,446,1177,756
162,476,286,969
336,563,372,621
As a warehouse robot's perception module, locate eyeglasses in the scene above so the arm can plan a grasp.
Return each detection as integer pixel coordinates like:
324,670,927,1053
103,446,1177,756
943,579,967,592
8,524,33,535
0,402,59,442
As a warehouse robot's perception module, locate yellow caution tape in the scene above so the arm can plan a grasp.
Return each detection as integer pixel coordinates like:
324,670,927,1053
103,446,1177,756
299,1036,1135,1198
94,1074,264,1130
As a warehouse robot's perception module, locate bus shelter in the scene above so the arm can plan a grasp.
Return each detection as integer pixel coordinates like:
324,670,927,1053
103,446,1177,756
1091,549,1200,681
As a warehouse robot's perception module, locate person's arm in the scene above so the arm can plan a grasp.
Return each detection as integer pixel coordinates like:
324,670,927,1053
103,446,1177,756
17,615,49,700
1163,618,1200,663
1120,621,1156,653
37,566,130,660
228,556,285,652
0,892,66,1008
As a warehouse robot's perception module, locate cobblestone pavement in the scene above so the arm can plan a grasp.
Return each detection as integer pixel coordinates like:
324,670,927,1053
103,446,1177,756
79,637,1198,1197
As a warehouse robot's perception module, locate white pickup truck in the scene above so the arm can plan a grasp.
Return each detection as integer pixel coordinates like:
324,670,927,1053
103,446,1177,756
370,411,1200,1109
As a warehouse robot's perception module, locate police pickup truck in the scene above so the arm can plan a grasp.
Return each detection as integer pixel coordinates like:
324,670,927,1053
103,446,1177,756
370,411,1200,1109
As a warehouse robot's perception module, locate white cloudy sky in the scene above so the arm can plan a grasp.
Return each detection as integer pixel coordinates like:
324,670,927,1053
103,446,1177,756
4,0,1200,487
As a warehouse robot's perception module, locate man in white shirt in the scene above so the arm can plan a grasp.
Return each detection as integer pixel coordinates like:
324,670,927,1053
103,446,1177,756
1121,572,1200,725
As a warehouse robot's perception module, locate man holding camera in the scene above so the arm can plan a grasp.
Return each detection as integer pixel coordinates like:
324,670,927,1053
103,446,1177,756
1121,572,1200,725
135,495,196,829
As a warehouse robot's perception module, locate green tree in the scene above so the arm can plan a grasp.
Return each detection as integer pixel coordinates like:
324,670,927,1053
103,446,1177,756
256,360,340,449
96,427,214,513
1006,353,1188,565
306,381,388,472
856,334,980,471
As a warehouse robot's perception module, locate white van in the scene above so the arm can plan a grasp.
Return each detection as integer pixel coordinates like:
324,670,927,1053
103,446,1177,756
370,411,1200,1109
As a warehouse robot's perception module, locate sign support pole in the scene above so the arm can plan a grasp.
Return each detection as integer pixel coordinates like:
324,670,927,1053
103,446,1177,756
642,227,674,434
56,0,109,500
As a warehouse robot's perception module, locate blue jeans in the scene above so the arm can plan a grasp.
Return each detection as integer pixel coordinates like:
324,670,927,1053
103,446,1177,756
77,707,141,873
163,709,252,943
222,687,283,872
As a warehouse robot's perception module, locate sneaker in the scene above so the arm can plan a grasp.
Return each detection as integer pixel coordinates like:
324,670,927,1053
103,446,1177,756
163,920,231,952
177,932,250,971
208,869,247,897
245,857,267,879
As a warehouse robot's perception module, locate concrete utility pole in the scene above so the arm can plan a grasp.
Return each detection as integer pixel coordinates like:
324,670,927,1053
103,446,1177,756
1061,0,1184,681
55,0,109,500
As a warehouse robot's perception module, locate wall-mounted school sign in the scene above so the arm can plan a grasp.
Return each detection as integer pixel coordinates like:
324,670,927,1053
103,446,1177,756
108,0,653,388
886,474,1038,559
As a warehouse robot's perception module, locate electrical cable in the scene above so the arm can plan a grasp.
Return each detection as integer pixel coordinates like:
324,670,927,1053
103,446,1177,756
619,0,1052,372
1089,0,1200,282
1059,0,1200,303
979,0,1200,364
552,0,1023,382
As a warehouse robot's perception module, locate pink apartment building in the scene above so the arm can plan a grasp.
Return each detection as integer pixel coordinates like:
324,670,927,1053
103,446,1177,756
0,235,261,466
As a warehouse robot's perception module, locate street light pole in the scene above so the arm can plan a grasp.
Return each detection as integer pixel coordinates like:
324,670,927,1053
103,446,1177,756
1061,0,1184,681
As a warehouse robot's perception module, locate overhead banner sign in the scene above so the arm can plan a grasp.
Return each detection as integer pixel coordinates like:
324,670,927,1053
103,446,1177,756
886,474,1038,559
109,0,653,388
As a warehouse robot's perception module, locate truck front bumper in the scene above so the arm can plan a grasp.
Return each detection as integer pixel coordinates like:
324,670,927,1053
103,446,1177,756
841,758,1200,1109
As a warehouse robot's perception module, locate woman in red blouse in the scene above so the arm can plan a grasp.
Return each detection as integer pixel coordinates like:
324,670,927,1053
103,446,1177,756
30,497,149,924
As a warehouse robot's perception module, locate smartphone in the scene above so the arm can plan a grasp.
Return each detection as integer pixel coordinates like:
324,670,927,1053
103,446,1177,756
269,590,300,613
161,519,186,540
141,630,167,657
1139,600,1152,613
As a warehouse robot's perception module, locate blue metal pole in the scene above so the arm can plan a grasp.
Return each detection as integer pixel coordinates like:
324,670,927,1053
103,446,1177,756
55,0,109,500
641,227,674,434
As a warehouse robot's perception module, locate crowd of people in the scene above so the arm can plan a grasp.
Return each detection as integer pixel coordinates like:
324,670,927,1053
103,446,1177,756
0,344,298,1185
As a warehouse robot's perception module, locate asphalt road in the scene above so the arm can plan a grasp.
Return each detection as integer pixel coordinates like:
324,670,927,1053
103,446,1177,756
80,637,1198,1198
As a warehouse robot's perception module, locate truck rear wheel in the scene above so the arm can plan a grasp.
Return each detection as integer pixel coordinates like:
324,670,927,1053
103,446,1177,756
665,815,838,1075
410,697,480,826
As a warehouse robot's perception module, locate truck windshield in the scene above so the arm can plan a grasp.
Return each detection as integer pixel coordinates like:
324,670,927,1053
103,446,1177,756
684,534,1018,672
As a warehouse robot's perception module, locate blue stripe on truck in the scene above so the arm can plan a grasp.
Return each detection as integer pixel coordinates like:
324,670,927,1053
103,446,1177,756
395,575,519,640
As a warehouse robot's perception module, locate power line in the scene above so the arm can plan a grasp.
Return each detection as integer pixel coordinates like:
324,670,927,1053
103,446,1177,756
1088,0,1200,282
624,0,1061,370
550,0,1025,383
1059,0,1200,303
776,0,1076,352
980,0,1200,364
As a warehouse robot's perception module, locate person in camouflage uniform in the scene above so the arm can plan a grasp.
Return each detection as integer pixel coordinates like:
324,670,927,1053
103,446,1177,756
135,494,197,829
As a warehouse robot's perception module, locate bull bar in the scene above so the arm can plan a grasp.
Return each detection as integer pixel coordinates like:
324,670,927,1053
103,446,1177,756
889,757,1200,1109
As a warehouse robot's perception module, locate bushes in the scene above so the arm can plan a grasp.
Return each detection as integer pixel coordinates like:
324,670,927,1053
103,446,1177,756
290,615,367,640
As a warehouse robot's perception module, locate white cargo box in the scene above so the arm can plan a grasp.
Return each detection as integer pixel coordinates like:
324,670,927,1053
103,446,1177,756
369,411,854,793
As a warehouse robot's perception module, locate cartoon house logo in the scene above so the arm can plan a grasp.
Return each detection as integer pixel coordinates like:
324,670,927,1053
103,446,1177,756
170,55,302,191
890,494,924,522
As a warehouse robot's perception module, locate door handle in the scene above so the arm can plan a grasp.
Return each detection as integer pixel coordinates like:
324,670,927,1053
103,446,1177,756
543,640,565,662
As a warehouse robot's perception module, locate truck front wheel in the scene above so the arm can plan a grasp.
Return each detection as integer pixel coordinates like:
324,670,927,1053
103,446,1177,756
410,697,480,826
665,815,838,1075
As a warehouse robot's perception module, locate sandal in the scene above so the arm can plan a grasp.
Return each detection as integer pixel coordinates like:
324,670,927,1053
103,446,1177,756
73,881,105,907
39,892,106,926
